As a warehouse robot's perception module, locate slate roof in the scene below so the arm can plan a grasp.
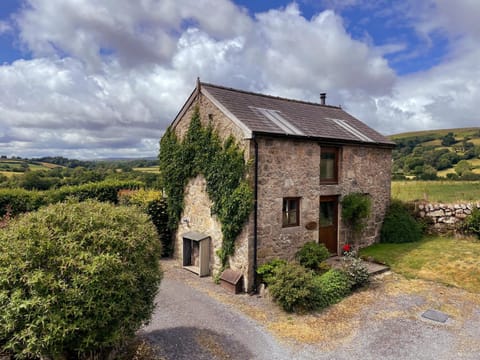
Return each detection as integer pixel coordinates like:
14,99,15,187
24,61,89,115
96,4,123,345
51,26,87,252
175,81,395,147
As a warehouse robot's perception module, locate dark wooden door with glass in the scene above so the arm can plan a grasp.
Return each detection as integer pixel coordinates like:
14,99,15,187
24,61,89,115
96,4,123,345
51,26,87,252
319,196,338,254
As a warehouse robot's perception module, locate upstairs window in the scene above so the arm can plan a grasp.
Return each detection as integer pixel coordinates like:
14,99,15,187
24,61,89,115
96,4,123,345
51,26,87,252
282,197,300,227
320,147,339,184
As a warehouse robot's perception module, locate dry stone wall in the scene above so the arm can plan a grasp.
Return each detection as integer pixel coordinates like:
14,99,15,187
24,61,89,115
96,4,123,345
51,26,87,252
416,202,480,234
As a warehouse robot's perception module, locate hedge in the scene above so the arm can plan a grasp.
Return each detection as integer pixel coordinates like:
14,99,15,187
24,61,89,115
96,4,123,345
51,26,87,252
0,180,142,217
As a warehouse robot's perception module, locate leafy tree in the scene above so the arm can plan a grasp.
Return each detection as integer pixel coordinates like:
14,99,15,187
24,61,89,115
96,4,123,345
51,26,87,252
417,165,437,180
441,132,456,146
455,160,472,176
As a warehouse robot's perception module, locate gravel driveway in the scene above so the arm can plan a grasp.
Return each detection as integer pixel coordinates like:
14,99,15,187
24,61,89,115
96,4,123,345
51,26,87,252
140,276,292,360
140,261,480,360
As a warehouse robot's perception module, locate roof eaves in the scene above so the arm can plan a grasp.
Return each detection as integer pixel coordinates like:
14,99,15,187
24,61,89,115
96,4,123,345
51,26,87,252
201,87,253,139
251,131,396,148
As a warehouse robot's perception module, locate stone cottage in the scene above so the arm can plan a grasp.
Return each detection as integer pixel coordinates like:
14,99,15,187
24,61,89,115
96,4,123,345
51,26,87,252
166,79,394,292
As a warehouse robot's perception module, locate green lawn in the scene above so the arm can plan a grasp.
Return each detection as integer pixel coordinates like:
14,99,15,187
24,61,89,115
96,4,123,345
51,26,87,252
392,180,480,202
360,237,480,293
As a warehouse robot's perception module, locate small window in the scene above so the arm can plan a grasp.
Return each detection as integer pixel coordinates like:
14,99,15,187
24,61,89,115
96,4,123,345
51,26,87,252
320,147,339,184
282,197,300,227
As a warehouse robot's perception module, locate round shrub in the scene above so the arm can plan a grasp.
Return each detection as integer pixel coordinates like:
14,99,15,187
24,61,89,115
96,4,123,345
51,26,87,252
295,242,330,271
313,269,351,309
0,200,162,359
268,262,318,313
381,199,422,243
256,258,287,285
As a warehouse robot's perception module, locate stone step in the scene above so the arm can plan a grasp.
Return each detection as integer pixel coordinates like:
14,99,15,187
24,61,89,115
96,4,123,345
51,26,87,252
326,256,390,276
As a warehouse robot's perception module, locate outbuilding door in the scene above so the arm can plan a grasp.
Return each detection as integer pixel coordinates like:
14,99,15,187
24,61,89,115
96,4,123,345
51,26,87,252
319,196,338,254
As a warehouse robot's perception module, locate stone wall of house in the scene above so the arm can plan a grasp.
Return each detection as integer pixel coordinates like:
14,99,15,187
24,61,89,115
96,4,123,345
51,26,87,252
416,202,480,234
172,94,254,290
337,146,392,248
256,139,392,267
256,137,320,264
174,93,250,155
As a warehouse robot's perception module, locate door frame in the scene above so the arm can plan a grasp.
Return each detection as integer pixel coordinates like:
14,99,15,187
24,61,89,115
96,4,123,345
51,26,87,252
319,195,339,254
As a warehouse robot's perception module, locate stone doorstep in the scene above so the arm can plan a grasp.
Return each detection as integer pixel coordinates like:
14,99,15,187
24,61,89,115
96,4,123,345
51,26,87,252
326,256,390,276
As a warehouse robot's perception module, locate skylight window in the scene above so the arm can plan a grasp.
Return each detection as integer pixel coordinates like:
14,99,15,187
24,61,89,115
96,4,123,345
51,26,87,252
330,119,373,142
250,107,304,136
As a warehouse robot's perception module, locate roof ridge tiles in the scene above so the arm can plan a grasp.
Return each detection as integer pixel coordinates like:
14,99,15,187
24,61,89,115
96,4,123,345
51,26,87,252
200,81,341,109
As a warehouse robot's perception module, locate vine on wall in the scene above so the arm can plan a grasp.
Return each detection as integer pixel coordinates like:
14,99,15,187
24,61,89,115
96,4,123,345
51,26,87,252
159,106,253,268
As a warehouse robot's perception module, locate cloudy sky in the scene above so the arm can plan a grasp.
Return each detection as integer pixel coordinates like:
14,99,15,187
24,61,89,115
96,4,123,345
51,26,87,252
0,0,479,159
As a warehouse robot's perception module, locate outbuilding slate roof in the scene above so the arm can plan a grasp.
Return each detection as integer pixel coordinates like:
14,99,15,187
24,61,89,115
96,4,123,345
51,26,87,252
174,81,395,147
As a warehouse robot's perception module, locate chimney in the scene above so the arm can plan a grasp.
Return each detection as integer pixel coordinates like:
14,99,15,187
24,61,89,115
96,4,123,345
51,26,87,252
320,93,326,105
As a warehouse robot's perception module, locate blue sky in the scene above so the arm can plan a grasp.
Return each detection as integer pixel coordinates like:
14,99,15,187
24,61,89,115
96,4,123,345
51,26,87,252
0,0,479,158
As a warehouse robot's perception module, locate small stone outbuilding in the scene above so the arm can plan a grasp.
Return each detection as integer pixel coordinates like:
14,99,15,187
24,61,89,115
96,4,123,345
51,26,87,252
166,80,394,292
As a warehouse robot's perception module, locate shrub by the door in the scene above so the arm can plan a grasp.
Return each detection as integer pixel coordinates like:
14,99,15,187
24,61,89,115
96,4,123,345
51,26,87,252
0,200,162,359
295,242,330,271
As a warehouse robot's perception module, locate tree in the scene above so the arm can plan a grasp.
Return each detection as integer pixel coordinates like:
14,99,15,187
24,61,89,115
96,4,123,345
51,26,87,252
418,165,437,180
455,160,472,176
441,132,456,146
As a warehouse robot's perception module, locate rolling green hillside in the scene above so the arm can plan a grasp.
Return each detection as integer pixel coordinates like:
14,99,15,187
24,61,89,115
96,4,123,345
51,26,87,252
388,127,480,180
0,159,62,177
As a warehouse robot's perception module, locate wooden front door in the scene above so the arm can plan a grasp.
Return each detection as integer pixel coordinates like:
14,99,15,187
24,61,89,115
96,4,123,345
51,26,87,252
319,196,338,254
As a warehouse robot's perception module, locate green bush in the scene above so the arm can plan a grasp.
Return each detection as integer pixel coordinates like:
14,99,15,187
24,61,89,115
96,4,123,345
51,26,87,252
295,242,330,271
0,200,162,359
268,262,318,313
462,207,480,239
313,269,351,309
0,188,47,217
381,199,422,243
256,259,287,285
118,189,172,257
341,254,369,289
341,193,372,234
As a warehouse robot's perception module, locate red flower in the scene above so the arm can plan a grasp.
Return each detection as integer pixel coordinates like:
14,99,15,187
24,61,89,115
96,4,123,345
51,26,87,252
342,244,351,253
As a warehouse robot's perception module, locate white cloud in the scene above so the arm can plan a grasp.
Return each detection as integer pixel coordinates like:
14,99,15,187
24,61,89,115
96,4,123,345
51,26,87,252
2,0,479,158
0,0,402,158
340,0,480,135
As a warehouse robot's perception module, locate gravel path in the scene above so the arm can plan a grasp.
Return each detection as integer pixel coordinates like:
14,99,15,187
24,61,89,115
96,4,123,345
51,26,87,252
140,277,293,360
141,261,480,360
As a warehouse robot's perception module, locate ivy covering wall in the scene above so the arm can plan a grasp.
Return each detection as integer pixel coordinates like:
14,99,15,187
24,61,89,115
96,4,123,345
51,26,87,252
159,106,253,268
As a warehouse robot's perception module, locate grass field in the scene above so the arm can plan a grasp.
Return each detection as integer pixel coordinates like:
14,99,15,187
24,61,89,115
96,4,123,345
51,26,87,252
392,180,480,202
0,160,61,176
0,171,16,178
133,166,160,174
360,236,480,293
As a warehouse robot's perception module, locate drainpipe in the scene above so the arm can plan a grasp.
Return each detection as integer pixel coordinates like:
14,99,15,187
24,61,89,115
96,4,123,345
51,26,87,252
252,134,259,293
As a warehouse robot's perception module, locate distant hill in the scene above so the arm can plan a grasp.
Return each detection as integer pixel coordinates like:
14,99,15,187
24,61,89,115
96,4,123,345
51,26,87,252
388,127,480,180
0,156,159,178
